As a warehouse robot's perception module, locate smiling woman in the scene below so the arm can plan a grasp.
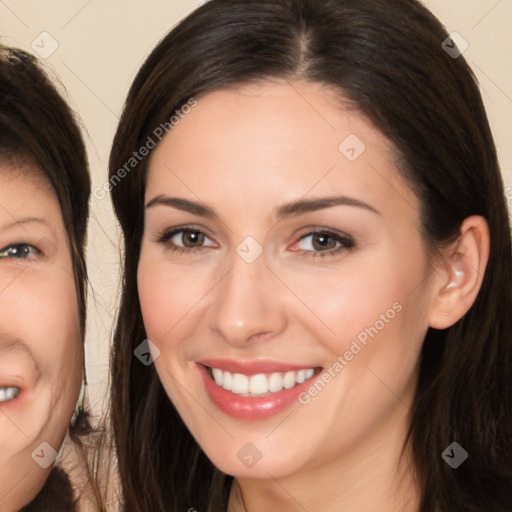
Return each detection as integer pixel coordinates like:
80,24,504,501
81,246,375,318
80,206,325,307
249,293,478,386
0,45,100,511
108,0,512,511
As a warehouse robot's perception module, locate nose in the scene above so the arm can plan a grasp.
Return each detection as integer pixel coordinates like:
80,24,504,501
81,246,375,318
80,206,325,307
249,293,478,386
208,253,287,347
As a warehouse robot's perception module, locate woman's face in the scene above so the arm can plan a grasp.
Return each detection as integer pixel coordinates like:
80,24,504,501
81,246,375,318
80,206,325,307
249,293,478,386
0,164,82,510
138,81,439,479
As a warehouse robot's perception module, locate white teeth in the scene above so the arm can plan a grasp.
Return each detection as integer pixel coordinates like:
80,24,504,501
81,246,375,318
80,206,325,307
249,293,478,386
223,371,232,391
231,373,249,394
249,374,268,395
212,368,223,386
283,371,296,389
268,372,283,392
0,386,20,403
209,367,317,396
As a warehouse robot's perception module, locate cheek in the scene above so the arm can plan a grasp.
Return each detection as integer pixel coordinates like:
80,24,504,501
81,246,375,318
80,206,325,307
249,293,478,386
2,272,82,371
26,288,82,431
32,279,82,364
137,254,212,347
314,252,432,411
280,246,429,355
137,256,207,413
0,273,82,462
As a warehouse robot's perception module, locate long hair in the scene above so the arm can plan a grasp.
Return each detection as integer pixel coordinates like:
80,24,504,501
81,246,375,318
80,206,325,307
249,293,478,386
109,1,512,510
0,45,100,510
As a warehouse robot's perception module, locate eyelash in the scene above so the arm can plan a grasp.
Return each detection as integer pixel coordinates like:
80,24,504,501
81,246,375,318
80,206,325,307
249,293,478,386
156,227,212,255
0,243,41,260
295,231,355,258
155,226,355,258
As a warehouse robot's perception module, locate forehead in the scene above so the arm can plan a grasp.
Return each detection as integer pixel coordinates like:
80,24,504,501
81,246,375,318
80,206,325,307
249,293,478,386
0,153,52,188
146,81,418,221
0,160,59,221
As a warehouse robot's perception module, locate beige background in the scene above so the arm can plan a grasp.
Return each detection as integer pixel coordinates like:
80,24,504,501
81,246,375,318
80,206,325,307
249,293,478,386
1,0,511,415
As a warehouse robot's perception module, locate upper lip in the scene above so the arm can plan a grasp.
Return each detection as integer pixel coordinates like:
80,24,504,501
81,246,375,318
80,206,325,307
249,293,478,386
198,358,321,376
0,375,25,390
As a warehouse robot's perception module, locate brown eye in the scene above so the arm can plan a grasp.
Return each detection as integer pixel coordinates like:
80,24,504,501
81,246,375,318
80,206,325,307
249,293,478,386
156,227,217,252
311,233,338,251
181,230,205,247
293,230,355,257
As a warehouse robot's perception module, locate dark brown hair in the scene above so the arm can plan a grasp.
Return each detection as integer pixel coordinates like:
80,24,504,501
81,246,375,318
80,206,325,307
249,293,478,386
109,1,512,510
0,45,96,510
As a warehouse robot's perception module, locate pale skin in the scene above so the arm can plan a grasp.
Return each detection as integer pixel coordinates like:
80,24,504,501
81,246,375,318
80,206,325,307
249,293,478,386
0,165,83,511
138,81,489,511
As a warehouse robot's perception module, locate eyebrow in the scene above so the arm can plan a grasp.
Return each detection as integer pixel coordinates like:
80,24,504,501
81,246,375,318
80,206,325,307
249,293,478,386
145,195,381,218
276,196,381,218
0,216,49,231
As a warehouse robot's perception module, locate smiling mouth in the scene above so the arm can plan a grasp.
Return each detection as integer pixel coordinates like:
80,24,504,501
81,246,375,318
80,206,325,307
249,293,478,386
206,366,320,397
0,386,20,403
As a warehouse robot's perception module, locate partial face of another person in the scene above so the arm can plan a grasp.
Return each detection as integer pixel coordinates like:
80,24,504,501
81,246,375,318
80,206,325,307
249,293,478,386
0,163,82,511
138,81,445,480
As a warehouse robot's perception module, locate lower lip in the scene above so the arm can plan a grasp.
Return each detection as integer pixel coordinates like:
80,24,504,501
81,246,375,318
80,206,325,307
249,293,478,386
197,364,320,420
0,389,26,411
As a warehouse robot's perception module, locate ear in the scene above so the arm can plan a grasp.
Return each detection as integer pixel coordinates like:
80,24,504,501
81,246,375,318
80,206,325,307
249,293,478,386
428,215,490,330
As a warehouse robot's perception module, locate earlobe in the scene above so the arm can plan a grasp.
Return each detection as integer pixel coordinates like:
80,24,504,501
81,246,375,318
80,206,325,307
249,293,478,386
428,216,490,330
